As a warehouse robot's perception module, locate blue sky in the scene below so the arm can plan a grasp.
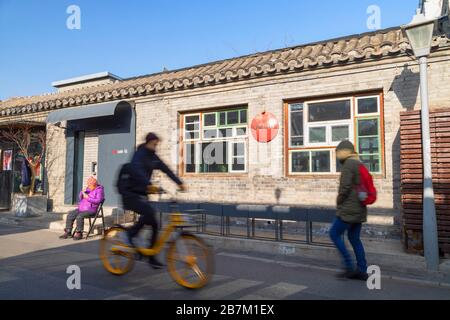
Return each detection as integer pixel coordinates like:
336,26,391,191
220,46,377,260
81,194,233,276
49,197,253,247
0,0,419,100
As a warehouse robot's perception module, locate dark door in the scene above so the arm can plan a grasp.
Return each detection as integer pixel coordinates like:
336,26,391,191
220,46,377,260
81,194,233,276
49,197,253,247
72,130,85,204
0,171,12,210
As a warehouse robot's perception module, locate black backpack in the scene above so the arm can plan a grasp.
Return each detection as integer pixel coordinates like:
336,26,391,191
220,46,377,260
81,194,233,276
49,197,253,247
116,163,133,195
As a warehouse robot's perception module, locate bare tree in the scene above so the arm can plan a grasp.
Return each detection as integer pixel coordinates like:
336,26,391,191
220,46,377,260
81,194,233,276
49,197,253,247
0,123,46,196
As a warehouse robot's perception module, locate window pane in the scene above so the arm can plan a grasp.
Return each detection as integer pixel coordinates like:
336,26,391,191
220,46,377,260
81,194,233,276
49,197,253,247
336,158,342,173
308,100,351,122
185,115,199,123
360,155,380,173
185,131,199,140
290,103,303,112
204,129,218,139
358,119,378,136
186,123,199,131
358,97,378,114
290,110,304,144
332,125,349,142
185,144,196,173
232,158,245,171
200,142,228,173
291,137,304,146
236,127,247,136
311,151,331,173
233,143,245,157
227,111,239,125
219,112,226,126
240,110,247,124
291,152,309,173
359,137,379,154
309,127,326,143
219,128,233,138
204,113,216,126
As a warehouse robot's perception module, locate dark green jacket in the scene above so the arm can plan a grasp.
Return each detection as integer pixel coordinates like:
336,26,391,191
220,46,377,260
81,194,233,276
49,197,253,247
336,156,367,223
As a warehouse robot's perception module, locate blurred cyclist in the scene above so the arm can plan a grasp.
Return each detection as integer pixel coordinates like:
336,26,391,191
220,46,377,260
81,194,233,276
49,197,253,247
117,132,186,269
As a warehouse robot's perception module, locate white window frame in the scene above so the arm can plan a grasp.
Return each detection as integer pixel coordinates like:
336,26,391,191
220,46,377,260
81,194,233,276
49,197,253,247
288,103,305,148
229,141,247,173
287,94,383,175
355,95,380,117
288,149,339,175
203,112,217,127
183,109,248,175
304,97,354,147
184,142,197,174
184,114,201,142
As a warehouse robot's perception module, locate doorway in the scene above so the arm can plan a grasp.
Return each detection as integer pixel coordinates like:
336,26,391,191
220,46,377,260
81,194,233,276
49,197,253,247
72,130,85,204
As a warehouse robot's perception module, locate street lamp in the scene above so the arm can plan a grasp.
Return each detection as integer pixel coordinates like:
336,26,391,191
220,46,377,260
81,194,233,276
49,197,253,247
402,12,440,271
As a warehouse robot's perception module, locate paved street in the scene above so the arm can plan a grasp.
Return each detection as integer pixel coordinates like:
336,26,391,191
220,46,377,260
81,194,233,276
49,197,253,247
0,224,450,300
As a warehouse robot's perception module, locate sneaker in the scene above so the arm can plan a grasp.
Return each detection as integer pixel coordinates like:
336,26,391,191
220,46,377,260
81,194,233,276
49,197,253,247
336,270,357,279
148,256,164,269
73,232,83,241
349,271,369,281
59,229,72,239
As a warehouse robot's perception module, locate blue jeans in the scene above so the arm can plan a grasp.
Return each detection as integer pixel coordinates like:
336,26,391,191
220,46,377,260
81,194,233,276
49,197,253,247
329,217,367,273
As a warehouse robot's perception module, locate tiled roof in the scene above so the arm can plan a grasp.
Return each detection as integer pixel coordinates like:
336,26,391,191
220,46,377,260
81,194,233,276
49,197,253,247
1,27,449,117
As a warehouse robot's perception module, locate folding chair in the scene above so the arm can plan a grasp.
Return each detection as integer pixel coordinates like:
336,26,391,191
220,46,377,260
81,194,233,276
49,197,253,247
85,200,106,240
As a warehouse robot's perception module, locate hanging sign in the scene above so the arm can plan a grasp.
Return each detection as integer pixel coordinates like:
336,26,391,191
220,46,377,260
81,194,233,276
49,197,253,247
2,150,13,171
250,112,279,143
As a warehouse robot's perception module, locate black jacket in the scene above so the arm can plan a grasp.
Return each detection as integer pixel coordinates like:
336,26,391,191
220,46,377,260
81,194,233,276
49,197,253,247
120,145,182,197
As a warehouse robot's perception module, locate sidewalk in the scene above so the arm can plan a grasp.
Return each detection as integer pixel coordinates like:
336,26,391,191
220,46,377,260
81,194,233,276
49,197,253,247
1,210,449,287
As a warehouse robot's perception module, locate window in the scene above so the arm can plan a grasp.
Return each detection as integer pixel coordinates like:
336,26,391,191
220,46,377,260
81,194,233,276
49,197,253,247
290,150,332,174
231,142,246,172
183,108,248,174
357,118,381,173
308,100,351,122
185,115,200,140
204,113,216,127
356,96,379,115
289,104,304,147
287,94,383,174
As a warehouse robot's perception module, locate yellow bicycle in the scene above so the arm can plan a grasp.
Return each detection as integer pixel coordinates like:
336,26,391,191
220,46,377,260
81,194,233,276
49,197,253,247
99,190,214,289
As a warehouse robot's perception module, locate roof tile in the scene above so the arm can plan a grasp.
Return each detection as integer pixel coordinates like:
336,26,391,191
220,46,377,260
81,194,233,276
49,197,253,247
1,27,449,117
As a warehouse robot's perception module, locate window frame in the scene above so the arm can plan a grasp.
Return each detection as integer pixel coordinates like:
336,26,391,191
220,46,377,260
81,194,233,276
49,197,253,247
355,95,380,117
288,148,339,175
184,113,201,142
181,107,249,176
356,116,382,174
287,103,305,148
285,92,384,177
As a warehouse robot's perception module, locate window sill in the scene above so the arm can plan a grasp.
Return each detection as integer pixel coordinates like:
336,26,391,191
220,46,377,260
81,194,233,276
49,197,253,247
182,173,249,178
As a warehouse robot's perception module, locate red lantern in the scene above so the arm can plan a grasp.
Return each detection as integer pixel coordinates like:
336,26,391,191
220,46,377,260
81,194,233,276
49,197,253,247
251,112,279,143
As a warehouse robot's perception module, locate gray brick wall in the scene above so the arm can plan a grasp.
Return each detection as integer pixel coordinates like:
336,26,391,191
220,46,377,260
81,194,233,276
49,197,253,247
134,54,450,218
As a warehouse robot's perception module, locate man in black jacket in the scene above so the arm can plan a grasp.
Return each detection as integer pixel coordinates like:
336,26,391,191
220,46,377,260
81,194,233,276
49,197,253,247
119,132,186,269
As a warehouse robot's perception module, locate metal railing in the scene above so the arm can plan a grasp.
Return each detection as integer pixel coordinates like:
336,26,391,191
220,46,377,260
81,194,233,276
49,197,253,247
149,201,337,247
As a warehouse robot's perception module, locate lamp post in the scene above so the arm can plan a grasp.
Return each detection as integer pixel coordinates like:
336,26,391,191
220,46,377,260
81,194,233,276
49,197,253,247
402,12,440,271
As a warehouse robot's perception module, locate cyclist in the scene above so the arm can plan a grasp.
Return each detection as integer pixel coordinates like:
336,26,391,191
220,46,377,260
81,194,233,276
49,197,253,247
118,132,186,269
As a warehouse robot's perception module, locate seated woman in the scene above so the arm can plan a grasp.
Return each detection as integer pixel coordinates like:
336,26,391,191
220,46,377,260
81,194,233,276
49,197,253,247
60,176,105,240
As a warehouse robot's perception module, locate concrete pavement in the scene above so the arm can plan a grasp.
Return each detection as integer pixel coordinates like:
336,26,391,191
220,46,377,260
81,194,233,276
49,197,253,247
1,224,450,300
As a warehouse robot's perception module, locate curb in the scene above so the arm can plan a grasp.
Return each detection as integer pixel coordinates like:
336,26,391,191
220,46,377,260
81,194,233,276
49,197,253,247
201,234,450,288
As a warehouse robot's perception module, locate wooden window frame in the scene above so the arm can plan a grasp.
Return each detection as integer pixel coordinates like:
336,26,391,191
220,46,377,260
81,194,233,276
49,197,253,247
284,92,385,178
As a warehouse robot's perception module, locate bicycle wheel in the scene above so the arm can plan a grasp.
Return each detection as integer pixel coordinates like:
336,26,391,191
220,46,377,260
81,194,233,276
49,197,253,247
167,232,214,289
100,226,135,276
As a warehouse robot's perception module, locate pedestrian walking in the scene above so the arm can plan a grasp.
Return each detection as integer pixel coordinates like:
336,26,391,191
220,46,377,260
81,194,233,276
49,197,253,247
330,140,377,280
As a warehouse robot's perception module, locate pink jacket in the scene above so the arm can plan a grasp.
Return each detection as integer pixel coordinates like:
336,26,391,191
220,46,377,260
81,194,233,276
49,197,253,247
78,185,105,213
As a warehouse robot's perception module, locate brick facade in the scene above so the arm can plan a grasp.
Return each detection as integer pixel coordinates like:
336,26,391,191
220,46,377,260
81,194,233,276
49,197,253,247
133,52,450,222
3,47,449,219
